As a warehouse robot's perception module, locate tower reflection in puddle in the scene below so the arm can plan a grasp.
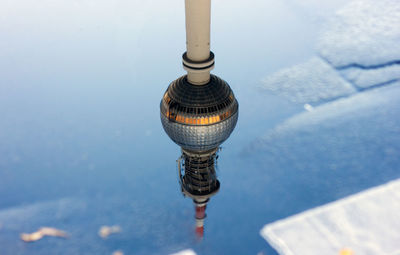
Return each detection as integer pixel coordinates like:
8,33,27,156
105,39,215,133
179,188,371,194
177,148,220,238
160,0,238,239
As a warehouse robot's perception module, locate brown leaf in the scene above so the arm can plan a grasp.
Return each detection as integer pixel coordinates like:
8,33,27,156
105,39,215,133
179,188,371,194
98,225,121,239
20,227,68,243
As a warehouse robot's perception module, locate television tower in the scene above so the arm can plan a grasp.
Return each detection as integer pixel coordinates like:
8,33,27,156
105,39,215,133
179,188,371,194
160,0,238,238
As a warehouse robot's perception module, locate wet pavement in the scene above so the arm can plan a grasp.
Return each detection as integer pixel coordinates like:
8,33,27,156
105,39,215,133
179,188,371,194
0,0,399,254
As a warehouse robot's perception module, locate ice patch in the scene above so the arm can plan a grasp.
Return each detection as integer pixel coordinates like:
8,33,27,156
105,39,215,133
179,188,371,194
257,81,400,144
260,179,400,255
261,57,355,104
262,0,400,100
340,64,400,89
245,83,400,218
318,0,400,68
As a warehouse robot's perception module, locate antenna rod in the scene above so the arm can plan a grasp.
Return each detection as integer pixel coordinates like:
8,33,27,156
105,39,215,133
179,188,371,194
183,0,214,85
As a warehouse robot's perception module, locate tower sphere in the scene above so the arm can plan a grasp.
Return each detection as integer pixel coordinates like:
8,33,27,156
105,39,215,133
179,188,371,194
160,74,238,152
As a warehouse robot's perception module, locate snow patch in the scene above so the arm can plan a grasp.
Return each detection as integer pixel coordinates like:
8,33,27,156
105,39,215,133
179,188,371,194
261,57,355,104
261,179,400,255
318,0,400,67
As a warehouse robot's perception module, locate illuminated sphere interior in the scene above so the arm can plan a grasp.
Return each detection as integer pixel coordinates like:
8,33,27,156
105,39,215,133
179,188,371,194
160,74,238,152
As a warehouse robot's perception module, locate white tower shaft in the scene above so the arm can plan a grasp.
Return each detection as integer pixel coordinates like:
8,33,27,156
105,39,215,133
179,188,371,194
184,0,213,85
185,0,211,61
